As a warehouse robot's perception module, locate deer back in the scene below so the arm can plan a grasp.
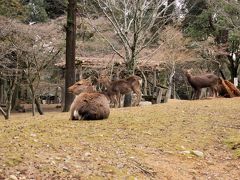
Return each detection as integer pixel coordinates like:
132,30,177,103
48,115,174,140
185,69,219,89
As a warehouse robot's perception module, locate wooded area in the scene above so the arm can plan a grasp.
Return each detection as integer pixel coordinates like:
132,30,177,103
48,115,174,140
0,0,240,119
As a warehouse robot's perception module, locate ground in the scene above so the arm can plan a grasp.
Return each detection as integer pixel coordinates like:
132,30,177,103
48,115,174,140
0,98,240,179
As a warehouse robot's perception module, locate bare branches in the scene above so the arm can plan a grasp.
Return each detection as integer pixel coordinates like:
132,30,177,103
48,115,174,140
91,0,177,73
0,17,63,118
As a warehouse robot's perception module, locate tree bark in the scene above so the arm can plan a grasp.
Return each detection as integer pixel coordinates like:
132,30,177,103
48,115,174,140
164,64,175,103
0,79,4,104
139,70,148,95
35,98,44,115
227,55,239,82
63,0,77,112
156,87,163,104
0,106,7,119
29,84,36,116
123,93,132,107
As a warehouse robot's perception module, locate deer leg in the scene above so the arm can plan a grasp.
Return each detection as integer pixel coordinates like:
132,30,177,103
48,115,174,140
113,95,118,108
191,90,196,100
196,89,201,100
212,87,218,98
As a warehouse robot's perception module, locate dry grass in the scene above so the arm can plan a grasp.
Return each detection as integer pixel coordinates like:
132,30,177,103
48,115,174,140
0,98,240,179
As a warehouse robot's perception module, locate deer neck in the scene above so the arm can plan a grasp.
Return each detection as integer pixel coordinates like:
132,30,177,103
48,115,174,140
103,79,111,88
85,86,95,93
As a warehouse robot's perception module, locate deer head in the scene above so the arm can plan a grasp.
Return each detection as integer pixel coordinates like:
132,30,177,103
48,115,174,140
68,79,94,95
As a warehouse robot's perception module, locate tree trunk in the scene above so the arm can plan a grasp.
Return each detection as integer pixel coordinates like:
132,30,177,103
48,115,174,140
0,79,4,104
0,106,7,119
164,64,175,103
227,54,239,82
123,93,132,107
6,91,14,120
32,96,35,116
35,98,44,115
153,69,157,89
63,0,77,112
140,70,148,95
5,79,17,120
156,87,163,104
29,85,36,116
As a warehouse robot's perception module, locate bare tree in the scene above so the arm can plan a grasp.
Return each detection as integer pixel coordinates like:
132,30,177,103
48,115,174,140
156,26,196,101
0,17,63,118
86,0,176,106
89,0,177,74
63,0,77,112
0,19,22,119
19,38,61,116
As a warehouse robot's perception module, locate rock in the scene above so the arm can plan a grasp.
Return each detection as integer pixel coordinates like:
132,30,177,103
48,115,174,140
30,133,37,137
139,101,152,106
180,150,191,154
191,150,204,157
84,152,91,157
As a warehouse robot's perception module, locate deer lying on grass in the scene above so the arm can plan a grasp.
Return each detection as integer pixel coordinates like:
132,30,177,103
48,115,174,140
98,75,142,108
68,79,110,120
185,69,220,100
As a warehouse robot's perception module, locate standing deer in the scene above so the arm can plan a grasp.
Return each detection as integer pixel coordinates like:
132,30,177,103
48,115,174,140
68,79,110,120
98,75,142,108
185,69,220,100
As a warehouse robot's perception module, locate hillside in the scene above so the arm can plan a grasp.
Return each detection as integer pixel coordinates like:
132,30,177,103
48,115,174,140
0,98,239,179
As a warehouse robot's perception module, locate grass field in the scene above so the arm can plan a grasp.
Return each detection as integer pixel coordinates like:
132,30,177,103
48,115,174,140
0,98,240,179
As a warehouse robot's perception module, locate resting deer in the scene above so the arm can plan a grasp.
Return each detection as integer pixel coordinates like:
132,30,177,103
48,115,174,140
185,69,220,100
68,79,110,120
98,75,142,108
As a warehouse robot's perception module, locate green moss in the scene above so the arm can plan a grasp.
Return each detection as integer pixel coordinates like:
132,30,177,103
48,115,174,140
4,152,23,167
225,137,240,158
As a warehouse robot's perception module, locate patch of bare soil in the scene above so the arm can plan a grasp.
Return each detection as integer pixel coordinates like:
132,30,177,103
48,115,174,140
0,98,240,179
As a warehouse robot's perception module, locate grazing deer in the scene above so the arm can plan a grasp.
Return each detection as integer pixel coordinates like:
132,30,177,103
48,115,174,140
185,69,220,100
68,79,110,120
98,75,142,108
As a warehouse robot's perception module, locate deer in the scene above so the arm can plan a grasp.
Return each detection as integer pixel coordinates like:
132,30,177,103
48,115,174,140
98,74,142,108
68,79,110,120
185,69,220,100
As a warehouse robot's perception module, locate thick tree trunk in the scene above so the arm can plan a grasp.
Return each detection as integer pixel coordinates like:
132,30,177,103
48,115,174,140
123,93,132,107
63,0,77,112
227,51,239,83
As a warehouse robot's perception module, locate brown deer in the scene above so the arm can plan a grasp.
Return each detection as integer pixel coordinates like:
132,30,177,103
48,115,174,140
98,75,142,108
185,69,220,100
68,79,110,120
